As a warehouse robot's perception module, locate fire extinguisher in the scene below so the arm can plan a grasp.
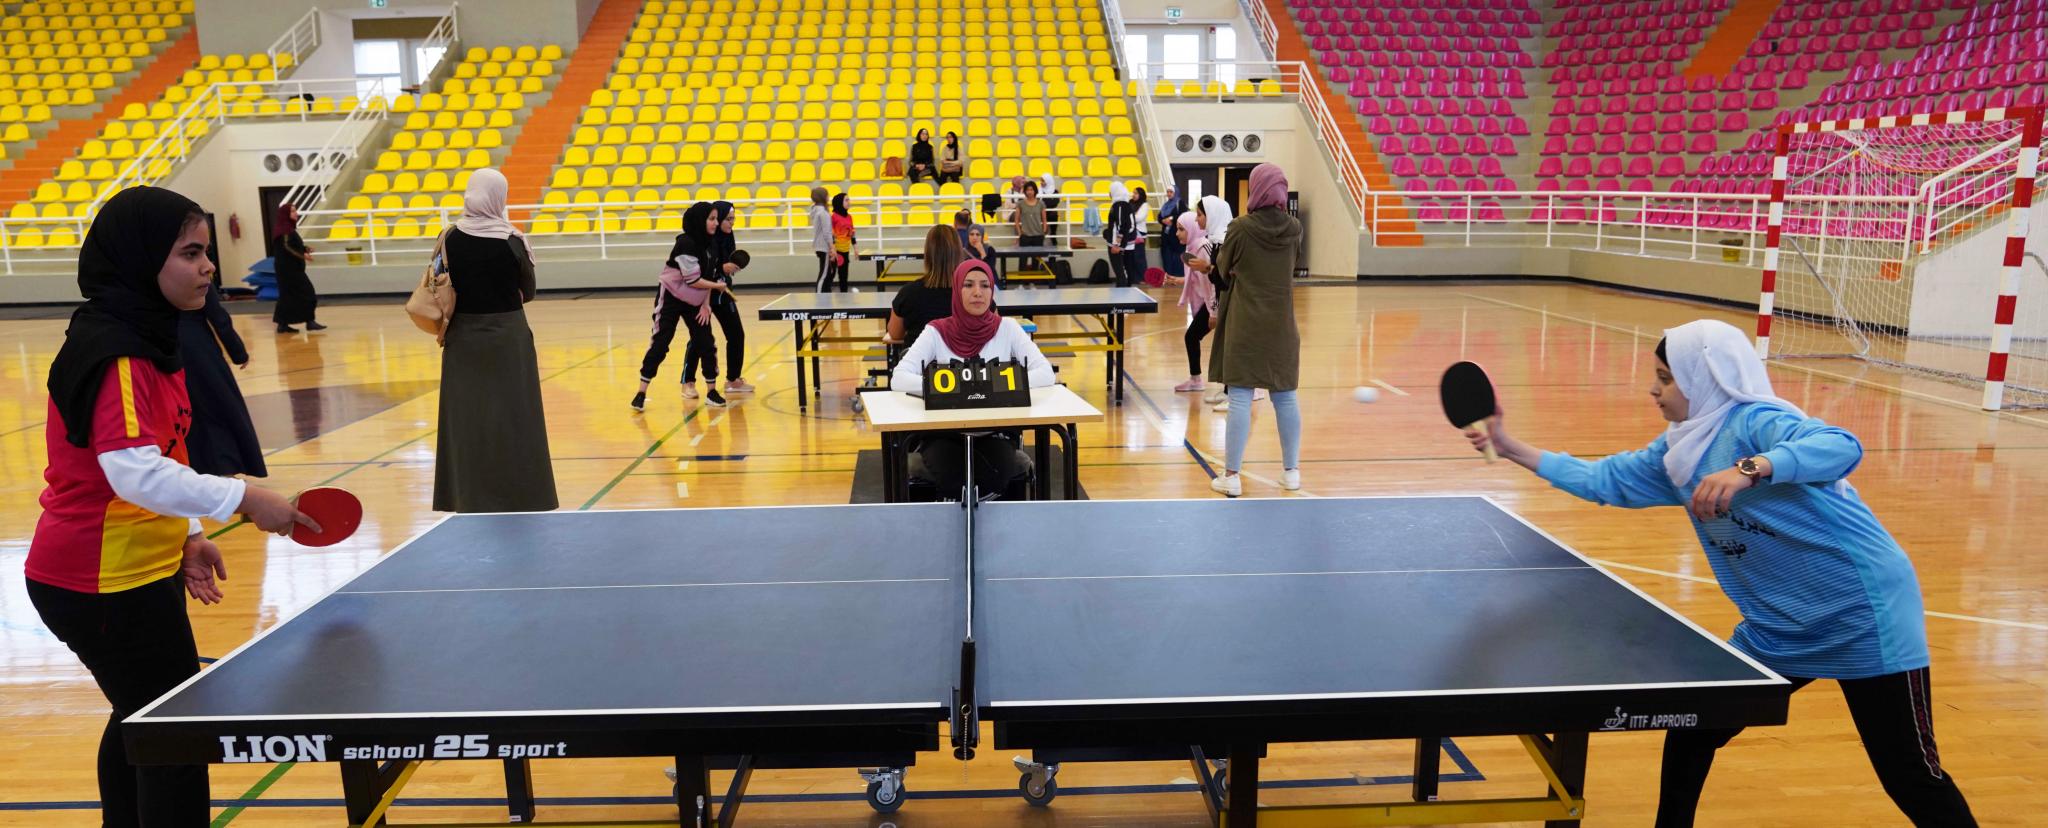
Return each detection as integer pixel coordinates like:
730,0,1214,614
227,214,242,241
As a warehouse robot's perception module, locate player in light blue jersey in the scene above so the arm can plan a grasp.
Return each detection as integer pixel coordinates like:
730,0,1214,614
1464,319,1975,827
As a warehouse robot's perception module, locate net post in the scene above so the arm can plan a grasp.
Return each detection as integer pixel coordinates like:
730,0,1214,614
1982,107,2042,410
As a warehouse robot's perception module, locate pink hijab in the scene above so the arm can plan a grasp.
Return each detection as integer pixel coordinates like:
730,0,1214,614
1175,211,1215,313
928,259,1002,356
1246,163,1289,213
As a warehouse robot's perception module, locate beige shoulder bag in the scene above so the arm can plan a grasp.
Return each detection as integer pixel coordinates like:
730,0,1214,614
405,230,457,336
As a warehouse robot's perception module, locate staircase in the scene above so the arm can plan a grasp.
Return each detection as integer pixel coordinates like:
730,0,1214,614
0,29,199,208
499,0,641,213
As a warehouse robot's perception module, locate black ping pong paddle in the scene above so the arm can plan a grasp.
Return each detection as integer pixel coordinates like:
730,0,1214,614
1439,361,1499,464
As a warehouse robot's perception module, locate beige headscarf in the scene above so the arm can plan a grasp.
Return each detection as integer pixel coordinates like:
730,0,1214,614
455,168,520,240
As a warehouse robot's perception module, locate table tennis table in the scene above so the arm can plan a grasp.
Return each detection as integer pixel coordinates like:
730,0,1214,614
127,497,1791,828
757,287,1156,411
859,246,1075,285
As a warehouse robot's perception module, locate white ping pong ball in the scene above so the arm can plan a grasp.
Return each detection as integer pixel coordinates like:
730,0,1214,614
1353,386,1380,404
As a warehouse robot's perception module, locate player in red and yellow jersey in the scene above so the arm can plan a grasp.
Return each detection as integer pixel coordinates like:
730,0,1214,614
27,187,313,827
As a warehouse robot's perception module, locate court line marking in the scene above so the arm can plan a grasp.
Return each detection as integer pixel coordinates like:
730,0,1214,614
989,566,1586,582
1454,292,2048,430
1371,378,1410,396
338,577,953,595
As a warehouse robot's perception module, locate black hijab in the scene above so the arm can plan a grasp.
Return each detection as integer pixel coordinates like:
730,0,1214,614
709,201,736,264
667,201,716,269
48,186,203,448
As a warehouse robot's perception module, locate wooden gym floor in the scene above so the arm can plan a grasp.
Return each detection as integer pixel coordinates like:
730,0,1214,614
1,281,2043,826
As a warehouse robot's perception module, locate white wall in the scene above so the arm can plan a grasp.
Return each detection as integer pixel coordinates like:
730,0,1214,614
162,121,379,279
198,0,580,56
1910,200,2048,340
1155,100,1361,276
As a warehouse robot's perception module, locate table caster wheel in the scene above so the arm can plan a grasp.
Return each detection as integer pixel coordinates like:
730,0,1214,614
866,777,905,813
1018,772,1057,806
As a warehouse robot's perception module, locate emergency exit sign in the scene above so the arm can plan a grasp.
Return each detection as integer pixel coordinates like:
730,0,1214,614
369,0,388,7
1164,7,1183,20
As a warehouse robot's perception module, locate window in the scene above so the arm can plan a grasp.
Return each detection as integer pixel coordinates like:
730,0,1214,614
355,39,403,102
1215,28,1237,86
1123,34,1148,78
1163,33,1200,81
415,45,446,80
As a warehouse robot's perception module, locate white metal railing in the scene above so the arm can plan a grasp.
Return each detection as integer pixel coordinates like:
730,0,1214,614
281,77,397,212
1130,61,1305,98
88,78,385,215
1097,0,1172,191
420,4,460,79
1139,58,1370,228
1366,190,1928,265
266,7,320,74
292,192,1168,267
1240,0,1281,60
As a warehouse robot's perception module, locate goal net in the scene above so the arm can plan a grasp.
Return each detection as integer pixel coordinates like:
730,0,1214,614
1756,107,2045,410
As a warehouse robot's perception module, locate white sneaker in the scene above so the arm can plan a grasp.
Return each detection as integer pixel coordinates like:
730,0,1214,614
1212,398,1231,413
1202,386,1226,404
1210,474,1242,497
1280,469,1301,491
681,384,700,400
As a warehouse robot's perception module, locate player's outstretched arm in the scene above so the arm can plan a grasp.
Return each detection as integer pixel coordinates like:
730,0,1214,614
1462,411,1541,471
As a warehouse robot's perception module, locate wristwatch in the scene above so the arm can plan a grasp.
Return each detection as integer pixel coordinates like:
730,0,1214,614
1735,455,1766,480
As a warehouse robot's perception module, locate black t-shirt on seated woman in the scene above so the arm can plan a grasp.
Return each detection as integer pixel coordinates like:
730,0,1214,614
891,281,954,346
445,230,532,315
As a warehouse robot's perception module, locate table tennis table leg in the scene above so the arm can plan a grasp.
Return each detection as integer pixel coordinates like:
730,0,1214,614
339,759,410,827
792,321,809,411
502,758,536,822
1411,736,1442,802
1111,313,1126,404
1223,743,1260,827
1540,733,1589,828
674,754,712,828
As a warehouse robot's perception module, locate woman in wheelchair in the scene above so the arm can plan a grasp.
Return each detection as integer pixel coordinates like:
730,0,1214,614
890,259,1057,498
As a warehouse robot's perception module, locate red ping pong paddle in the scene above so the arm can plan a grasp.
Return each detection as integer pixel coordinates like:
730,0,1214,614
1143,267,1166,287
291,486,361,547
1438,361,1499,464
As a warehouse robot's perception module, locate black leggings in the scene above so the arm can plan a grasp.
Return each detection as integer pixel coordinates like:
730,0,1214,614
29,576,209,827
1185,306,1211,375
638,288,699,383
916,433,1023,498
815,251,849,292
1658,667,1974,827
1121,245,1148,287
686,295,745,383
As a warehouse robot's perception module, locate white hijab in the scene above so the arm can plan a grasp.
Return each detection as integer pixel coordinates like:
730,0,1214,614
1660,319,1834,490
456,168,521,240
1200,195,1233,247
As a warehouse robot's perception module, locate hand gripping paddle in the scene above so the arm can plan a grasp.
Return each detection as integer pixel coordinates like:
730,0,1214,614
291,486,361,547
1438,361,1499,464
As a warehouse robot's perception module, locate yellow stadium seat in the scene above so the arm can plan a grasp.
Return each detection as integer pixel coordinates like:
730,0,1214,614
362,173,389,194
390,173,420,194
326,218,357,241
